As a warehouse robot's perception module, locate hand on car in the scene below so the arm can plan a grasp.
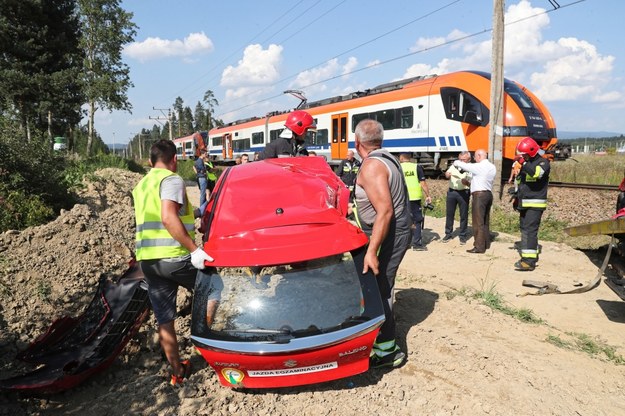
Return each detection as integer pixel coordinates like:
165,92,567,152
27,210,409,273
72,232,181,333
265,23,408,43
191,247,214,270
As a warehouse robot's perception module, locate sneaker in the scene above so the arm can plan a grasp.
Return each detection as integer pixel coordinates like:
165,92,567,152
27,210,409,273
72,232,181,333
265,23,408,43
442,235,452,243
514,260,535,271
459,238,467,245
170,359,192,386
370,348,406,369
412,244,427,251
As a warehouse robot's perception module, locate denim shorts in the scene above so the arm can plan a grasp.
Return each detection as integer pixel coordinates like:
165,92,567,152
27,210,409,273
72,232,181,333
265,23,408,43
140,257,198,325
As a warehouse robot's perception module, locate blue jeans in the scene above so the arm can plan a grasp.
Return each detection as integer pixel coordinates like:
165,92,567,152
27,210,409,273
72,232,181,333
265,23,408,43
198,176,208,207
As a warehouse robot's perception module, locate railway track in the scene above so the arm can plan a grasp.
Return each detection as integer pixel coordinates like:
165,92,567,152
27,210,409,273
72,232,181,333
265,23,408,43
548,181,619,191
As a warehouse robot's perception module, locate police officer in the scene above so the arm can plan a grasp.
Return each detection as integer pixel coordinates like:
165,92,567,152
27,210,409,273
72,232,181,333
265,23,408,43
259,110,316,159
399,153,431,250
514,137,550,271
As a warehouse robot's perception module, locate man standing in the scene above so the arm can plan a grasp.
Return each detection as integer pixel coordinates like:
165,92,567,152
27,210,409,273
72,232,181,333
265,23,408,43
514,137,550,271
352,119,411,369
453,149,496,254
337,149,361,195
399,153,431,250
442,151,471,244
259,110,316,159
193,150,209,208
132,139,213,385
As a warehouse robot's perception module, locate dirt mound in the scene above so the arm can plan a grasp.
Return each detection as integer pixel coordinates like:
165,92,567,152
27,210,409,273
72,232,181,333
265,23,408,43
1,169,624,415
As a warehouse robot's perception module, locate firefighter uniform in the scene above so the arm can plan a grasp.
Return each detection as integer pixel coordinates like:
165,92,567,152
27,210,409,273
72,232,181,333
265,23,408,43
515,155,550,270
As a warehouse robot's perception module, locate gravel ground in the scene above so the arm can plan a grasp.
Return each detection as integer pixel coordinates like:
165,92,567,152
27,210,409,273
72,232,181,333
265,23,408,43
0,168,622,415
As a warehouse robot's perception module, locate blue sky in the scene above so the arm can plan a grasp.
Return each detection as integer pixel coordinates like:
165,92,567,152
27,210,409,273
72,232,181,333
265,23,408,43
99,0,624,146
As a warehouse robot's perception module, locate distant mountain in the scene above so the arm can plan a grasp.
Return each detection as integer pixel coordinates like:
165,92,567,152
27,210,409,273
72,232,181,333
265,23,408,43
558,131,624,140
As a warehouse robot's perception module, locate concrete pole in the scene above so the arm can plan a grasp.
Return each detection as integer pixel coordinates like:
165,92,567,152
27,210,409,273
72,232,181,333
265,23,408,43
489,0,505,201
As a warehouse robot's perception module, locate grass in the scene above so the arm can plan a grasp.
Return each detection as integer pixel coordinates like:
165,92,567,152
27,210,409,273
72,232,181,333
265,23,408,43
456,278,544,324
550,154,624,185
36,279,52,302
546,333,625,365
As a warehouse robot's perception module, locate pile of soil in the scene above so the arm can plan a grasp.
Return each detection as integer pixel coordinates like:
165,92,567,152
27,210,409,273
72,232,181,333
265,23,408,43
1,169,624,415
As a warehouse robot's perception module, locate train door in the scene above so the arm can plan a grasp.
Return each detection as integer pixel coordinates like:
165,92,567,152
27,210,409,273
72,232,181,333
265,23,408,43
222,133,233,160
330,113,349,160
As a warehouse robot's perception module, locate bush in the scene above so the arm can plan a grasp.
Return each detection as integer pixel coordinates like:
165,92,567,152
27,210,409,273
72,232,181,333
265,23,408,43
0,123,146,232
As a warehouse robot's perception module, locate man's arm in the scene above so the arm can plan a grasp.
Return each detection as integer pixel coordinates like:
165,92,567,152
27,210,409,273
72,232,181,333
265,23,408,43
357,159,392,275
161,200,198,253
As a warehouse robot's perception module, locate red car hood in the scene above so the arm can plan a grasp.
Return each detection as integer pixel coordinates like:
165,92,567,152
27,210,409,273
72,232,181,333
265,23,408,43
201,157,367,266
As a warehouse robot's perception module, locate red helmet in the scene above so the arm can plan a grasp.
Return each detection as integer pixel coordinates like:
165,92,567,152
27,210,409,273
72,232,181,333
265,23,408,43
516,137,539,158
284,110,316,136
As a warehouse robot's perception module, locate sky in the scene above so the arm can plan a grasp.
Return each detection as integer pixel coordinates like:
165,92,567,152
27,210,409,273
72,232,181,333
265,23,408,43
98,0,625,146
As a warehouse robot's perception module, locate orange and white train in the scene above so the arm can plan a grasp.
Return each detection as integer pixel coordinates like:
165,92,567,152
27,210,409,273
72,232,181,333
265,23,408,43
206,70,561,172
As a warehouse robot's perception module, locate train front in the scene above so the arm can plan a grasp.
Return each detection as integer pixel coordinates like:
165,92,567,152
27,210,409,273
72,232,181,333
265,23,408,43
191,157,384,388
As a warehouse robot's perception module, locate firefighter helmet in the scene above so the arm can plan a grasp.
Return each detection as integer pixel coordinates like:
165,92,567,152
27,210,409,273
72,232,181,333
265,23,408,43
516,137,539,158
284,110,316,136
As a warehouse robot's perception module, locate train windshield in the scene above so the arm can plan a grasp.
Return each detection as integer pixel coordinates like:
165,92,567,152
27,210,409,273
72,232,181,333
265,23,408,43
504,81,535,110
191,252,383,343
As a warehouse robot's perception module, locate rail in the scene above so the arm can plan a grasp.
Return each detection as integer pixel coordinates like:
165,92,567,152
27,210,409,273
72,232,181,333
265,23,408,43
548,181,619,191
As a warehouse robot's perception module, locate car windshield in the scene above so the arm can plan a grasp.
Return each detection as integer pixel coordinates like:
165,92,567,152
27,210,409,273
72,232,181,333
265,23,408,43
191,252,383,343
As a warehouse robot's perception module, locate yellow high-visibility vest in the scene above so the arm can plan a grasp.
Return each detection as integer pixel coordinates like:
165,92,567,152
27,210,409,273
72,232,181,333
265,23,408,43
132,168,195,260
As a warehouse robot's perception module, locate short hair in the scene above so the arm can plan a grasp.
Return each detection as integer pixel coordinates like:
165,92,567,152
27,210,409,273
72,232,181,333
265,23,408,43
355,119,383,147
150,139,176,165
399,153,412,161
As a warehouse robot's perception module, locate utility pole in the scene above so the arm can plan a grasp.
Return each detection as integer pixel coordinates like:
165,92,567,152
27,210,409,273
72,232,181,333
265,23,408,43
150,107,173,141
112,132,116,156
489,0,505,201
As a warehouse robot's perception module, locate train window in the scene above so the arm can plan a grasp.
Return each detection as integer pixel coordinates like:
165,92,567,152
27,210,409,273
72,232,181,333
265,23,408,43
269,129,281,143
212,136,223,146
351,113,369,131
504,81,535,109
399,106,413,128
375,110,395,130
314,129,329,145
252,131,264,145
233,139,250,151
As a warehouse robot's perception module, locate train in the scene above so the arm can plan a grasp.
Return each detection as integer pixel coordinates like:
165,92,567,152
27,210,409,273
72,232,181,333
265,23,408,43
186,70,563,174
173,131,207,160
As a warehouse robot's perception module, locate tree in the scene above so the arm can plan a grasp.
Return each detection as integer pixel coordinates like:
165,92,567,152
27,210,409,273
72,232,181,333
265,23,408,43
78,0,137,155
181,106,194,135
203,89,219,131
0,0,83,143
193,101,205,131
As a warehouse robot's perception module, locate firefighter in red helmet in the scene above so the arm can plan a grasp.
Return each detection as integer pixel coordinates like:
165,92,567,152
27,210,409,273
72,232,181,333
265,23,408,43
513,137,550,271
259,110,317,160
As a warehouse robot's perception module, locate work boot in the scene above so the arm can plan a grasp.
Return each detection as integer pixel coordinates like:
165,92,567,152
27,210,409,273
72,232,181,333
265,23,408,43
514,260,535,271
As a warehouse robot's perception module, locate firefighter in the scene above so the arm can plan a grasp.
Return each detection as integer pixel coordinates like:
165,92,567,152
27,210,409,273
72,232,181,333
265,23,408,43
514,137,550,271
258,110,316,160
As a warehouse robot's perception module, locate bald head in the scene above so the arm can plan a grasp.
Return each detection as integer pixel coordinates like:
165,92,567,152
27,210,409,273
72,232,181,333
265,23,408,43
474,149,488,161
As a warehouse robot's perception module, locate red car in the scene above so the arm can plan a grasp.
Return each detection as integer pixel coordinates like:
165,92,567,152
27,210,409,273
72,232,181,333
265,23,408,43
191,157,385,388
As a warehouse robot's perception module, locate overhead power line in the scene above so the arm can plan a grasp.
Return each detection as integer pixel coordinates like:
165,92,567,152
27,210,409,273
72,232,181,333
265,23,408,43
216,0,586,120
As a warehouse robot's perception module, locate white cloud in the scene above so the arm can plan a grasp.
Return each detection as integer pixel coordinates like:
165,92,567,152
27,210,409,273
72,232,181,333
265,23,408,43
221,44,283,88
124,32,214,63
403,0,619,105
342,57,358,77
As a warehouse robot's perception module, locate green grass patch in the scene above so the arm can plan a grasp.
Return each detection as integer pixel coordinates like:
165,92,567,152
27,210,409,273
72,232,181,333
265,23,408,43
473,279,543,324
546,332,625,365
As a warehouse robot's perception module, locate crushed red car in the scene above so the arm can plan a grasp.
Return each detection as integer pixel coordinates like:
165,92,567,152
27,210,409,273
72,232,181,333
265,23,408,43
191,157,385,388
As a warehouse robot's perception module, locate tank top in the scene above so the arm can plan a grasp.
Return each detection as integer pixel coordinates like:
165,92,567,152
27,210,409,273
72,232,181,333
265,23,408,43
354,149,411,233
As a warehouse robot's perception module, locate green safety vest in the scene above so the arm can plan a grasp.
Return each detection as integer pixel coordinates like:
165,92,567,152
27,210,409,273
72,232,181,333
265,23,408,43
400,162,423,201
205,160,217,182
132,168,195,260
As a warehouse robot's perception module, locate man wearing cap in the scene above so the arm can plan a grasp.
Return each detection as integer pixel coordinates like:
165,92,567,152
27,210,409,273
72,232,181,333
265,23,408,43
259,110,316,160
